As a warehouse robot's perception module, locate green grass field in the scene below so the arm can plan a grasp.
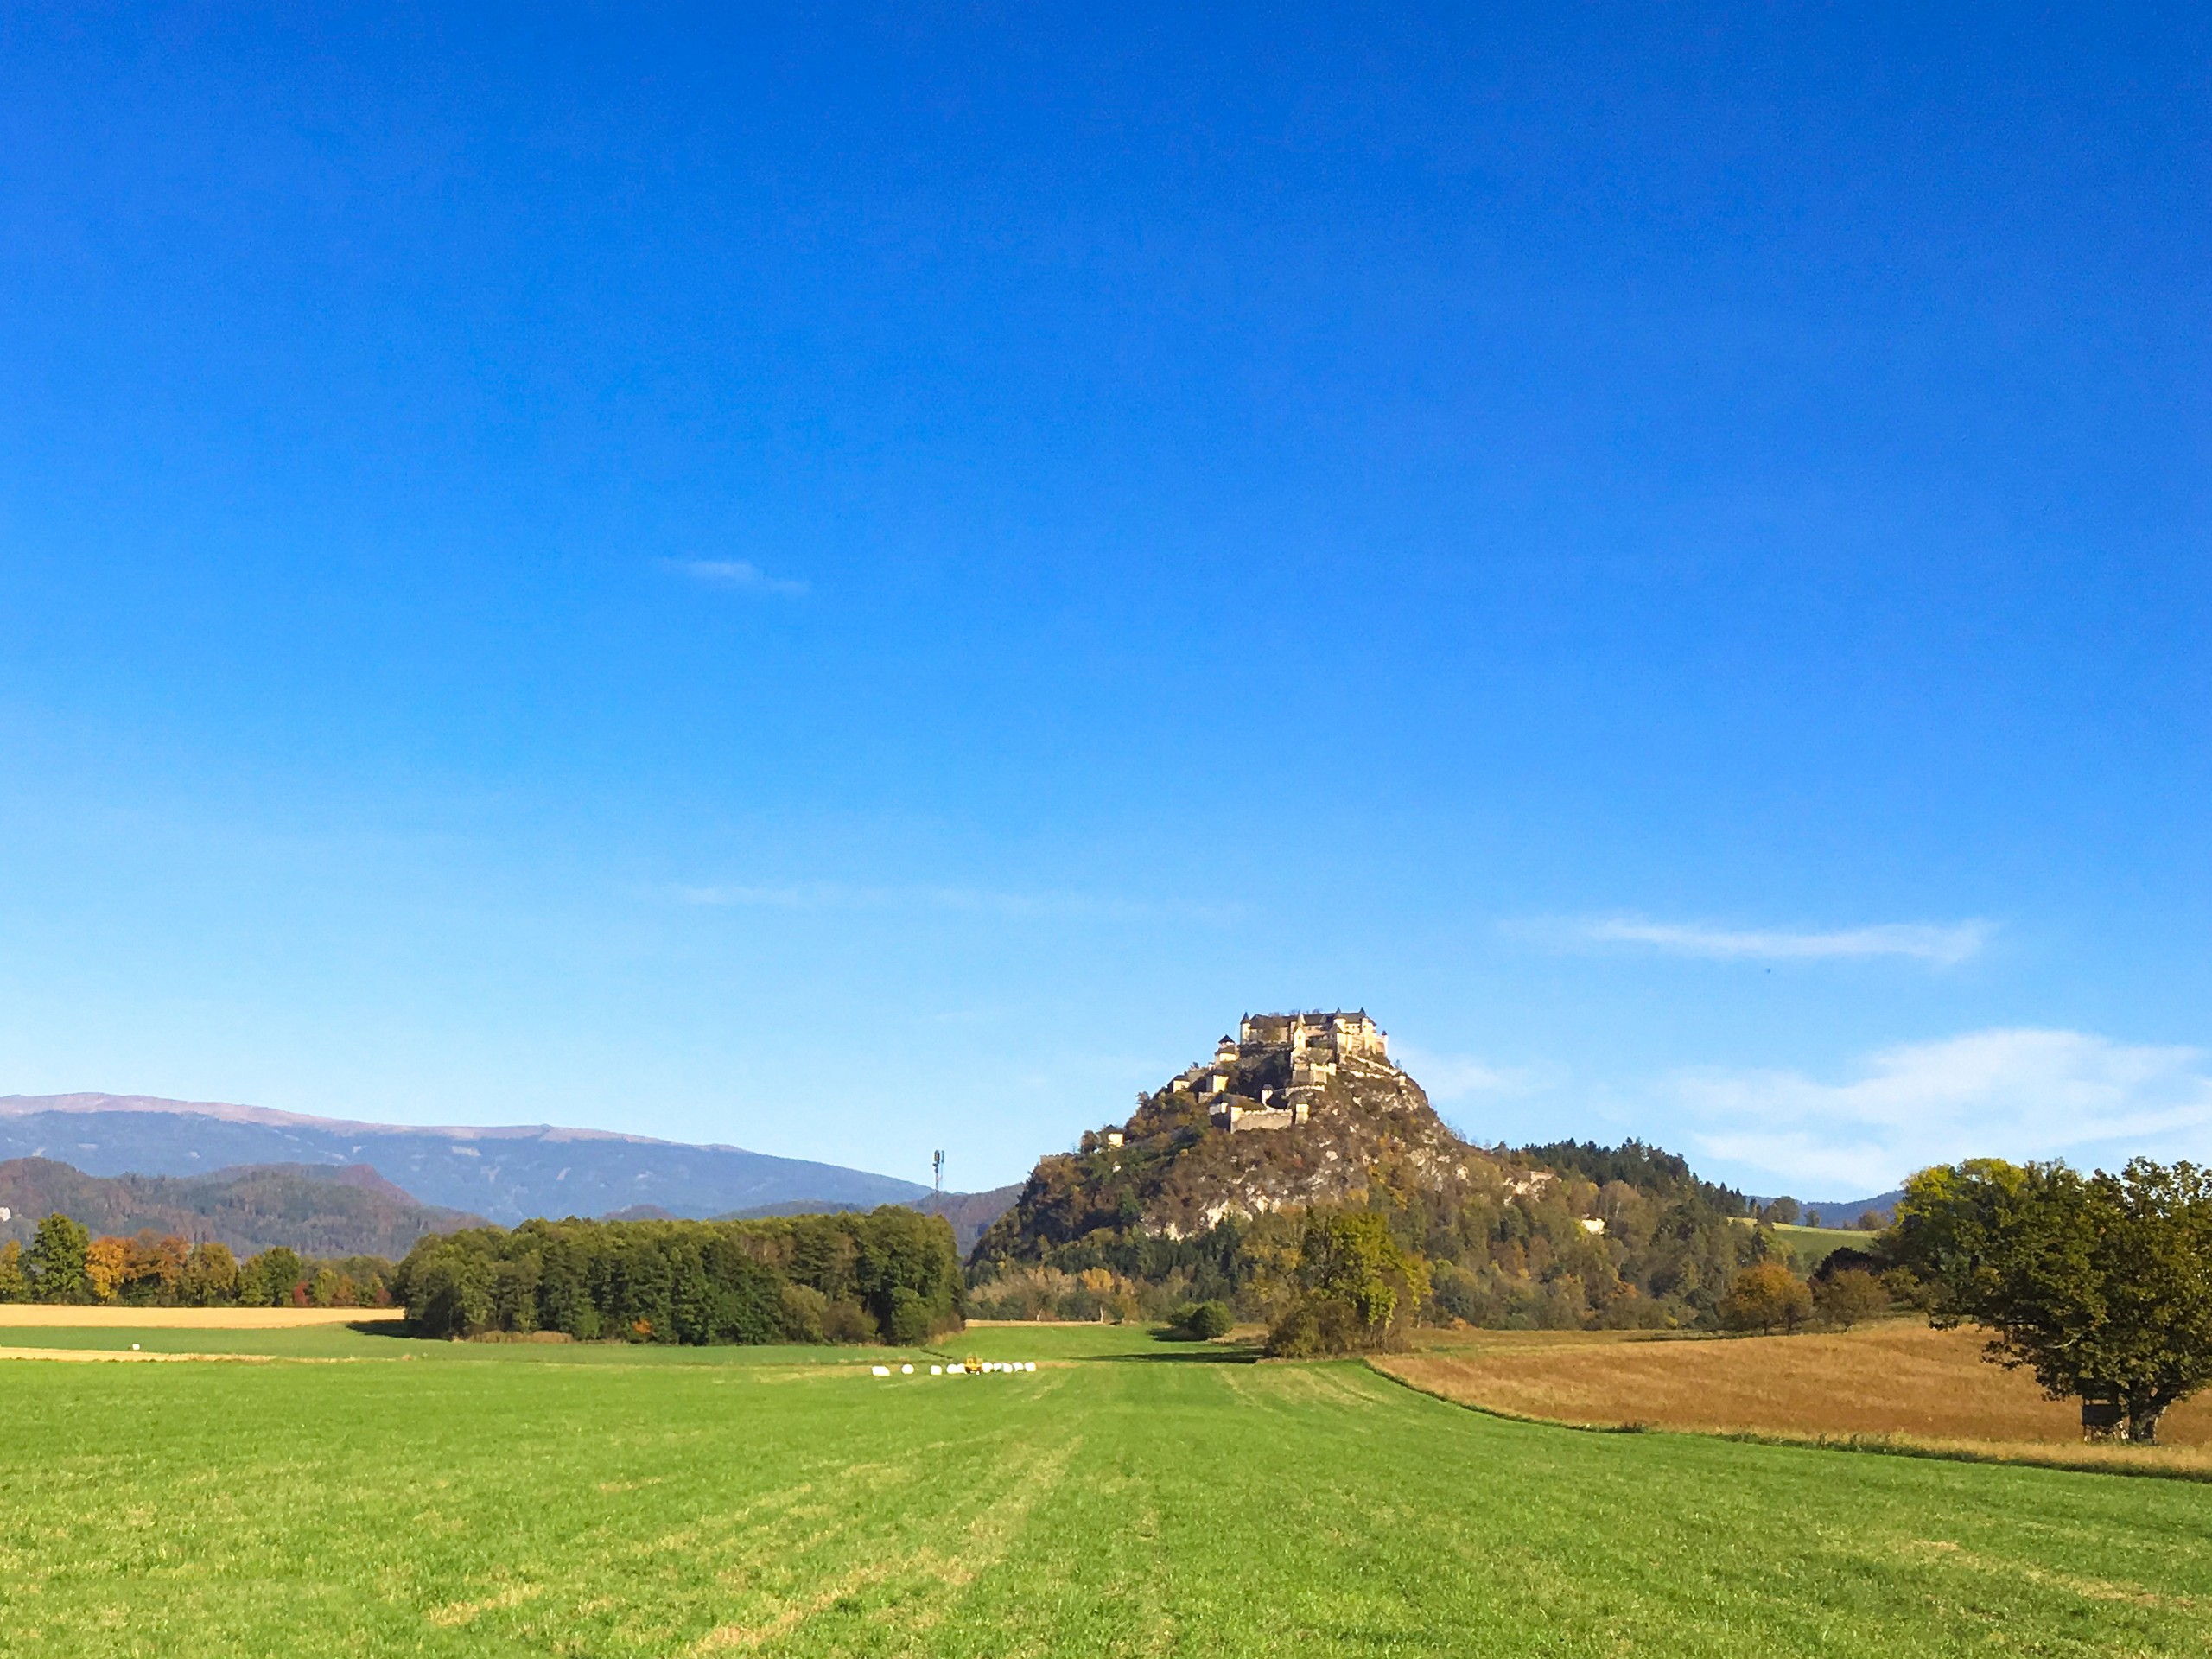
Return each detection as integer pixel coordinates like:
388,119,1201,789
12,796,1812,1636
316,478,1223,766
1738,1221,1878,1274
3,1325,2208,1656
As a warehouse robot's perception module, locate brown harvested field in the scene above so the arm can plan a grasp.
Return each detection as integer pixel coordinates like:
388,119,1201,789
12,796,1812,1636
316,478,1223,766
1374,1321,2212,1474
0,1305,404,1328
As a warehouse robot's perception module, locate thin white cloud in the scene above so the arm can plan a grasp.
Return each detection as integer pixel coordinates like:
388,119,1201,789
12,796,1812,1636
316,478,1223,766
664,558,810,597
1675,1028,2212,1193
1391,1046,1550,1103
1567,916,1992,966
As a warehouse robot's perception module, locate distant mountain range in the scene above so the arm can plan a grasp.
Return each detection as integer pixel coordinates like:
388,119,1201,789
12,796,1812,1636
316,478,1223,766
0,1094,933,1224
0,1158,485,1258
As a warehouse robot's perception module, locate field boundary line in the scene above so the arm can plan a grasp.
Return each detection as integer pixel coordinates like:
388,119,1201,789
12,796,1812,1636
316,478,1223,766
0,1345,280,1364
0,1306,405,1328
1361,1358,2212,1485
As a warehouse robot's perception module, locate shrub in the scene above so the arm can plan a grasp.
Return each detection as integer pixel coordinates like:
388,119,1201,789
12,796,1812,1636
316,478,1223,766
1265,1299,1370,1357
1171,1300,1233,1340
821,1299,879,1344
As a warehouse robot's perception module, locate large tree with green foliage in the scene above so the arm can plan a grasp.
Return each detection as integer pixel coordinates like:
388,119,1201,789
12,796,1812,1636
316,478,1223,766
28,1212,91,1303
1889,1157,2212,1443
1267,1211,1429,1357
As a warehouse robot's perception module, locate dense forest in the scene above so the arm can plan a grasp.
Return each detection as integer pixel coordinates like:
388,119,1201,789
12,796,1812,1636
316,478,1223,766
392,1207,963,1345
968,1138,1787,1331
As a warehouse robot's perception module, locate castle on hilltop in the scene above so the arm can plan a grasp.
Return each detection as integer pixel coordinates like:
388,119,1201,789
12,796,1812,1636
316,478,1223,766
1236,1009,1387,1061
1154,1009,1395,1134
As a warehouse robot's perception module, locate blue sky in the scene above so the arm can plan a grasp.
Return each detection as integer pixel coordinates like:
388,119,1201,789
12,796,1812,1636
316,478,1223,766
2,5,2206,1197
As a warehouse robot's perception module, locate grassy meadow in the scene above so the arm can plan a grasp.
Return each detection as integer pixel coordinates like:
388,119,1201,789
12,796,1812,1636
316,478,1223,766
1734,1221,1877,1274
4,1321,2212,1656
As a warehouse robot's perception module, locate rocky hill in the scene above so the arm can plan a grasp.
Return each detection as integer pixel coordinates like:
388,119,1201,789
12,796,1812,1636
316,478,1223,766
974,1011,1523,1262
0,1159,486,1258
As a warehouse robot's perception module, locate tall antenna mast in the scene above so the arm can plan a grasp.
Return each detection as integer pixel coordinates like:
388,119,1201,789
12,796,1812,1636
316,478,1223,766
932,1149,944,1211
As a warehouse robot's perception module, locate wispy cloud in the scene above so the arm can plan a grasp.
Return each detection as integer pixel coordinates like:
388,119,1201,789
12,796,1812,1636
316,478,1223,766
1391,1046,1551,1103
1541,916,1992,966
663,558,810,597
1675,1028,2212,1193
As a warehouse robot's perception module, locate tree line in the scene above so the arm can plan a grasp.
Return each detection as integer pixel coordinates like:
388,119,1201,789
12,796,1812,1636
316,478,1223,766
0,1214,394,1307
392,1207,963,1345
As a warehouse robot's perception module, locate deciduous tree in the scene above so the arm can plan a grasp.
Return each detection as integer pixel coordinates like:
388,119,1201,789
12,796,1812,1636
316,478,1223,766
1890,1157,2212,1443
28,1213,90,1303
85,1235,131,1301
1719,1261,1812,1334
1267,1211,1429,1356
1812,1268,1889,1329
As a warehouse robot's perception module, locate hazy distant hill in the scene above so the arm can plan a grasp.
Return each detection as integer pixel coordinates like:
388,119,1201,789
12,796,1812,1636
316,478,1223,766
722,1184,1024,1253
0,1094,931,1224
1796,1190,1905,1228
919,1185,1025,1253
0,1158,486,1257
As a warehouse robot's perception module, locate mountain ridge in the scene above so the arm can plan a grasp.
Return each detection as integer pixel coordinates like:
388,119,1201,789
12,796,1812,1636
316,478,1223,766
0,1093,931,1224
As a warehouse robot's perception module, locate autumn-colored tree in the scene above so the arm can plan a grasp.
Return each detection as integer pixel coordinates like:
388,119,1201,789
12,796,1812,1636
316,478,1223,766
1719,1261,1813,1334
130,1232,189,1300
1812,1268,1889,1329
0,1239,28,1302
85,1235,132,1301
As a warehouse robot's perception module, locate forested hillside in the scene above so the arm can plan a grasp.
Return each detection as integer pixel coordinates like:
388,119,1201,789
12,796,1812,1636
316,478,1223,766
971,1051,1789,1330
0,1158,483,1256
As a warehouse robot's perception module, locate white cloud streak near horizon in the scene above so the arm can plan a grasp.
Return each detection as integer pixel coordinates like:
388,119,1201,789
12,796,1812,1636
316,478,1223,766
1677,1028,2212,1194
1574,916,1993,965
664,558,810,597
